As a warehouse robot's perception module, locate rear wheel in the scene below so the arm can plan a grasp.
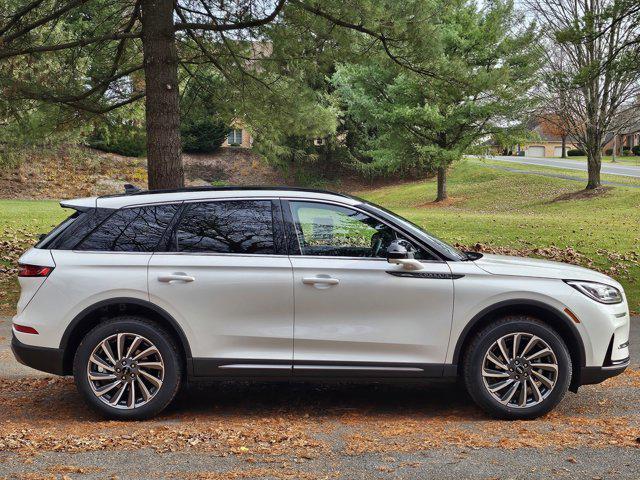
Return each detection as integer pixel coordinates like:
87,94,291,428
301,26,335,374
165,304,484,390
73,316,182,420
463,316,571,419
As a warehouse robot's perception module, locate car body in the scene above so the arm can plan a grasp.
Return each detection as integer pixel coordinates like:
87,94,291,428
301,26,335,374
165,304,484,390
11,187,630,419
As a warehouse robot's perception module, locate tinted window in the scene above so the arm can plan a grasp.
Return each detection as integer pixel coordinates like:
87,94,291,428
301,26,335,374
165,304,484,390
44,208,115,250
289,201,431,259
76,204,179,252
35,210,80,249
174,200,275,254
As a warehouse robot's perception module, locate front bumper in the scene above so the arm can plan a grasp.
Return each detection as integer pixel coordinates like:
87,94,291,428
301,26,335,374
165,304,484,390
11,333,66,376
578,357,630,386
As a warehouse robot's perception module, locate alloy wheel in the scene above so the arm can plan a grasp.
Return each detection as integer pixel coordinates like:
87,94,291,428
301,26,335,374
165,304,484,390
481,332,558,408
86,332,164,409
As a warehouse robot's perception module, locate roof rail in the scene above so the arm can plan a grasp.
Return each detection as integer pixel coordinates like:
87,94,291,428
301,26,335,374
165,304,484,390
99,185,355,200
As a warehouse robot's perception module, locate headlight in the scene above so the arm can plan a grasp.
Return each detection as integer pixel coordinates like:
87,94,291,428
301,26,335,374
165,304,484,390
565,280,622,304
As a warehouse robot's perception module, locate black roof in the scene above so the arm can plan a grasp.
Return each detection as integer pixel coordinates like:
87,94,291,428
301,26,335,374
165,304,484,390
100,185,356,200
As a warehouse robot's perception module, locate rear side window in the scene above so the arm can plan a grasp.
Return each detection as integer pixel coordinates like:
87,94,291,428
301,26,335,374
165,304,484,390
174,200,275,254
76,204,179,252
38,208,115,250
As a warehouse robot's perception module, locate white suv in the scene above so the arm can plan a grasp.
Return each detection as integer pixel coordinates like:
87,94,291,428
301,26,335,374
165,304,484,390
11,187,630,419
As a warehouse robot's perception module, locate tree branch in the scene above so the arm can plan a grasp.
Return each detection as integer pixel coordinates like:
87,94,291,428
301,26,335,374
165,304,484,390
0,31,141,60
291,0,445,81
174,0,286,31
1,0,90,44
0,0,46,36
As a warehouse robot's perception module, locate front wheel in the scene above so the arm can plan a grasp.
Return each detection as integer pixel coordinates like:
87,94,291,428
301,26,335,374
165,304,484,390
73,316,182,420
463,316,572,419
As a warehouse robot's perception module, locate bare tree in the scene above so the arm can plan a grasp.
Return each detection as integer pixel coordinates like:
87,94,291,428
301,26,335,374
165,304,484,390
530,0,640,189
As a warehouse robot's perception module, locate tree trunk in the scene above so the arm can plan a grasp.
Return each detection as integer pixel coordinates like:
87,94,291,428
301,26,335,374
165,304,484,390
611,135,616,163
141,0,183,190
561,135,567,158
586,147,601,189
436,166,447,201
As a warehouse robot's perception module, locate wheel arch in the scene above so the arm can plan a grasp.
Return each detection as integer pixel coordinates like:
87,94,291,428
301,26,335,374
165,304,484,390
60,297,192,376
452,299,585,389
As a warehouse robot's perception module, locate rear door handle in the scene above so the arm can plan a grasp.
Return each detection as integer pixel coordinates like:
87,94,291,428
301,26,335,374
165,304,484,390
158,273,195,284
302,277,339,286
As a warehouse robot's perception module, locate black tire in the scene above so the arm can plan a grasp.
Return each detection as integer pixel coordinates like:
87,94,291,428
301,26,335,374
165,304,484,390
73,315,182,420
463,316,572,420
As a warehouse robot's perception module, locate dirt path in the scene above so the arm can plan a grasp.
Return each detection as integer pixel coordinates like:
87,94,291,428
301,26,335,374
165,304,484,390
0,316,638,479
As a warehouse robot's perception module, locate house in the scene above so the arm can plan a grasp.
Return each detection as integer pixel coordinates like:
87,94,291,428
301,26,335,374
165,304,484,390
222,119,253,149
482,120,578,157
602,120,640,156
516,121,579,158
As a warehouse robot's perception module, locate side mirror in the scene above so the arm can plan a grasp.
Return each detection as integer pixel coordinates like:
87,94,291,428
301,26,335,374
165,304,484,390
386,240,424,271
386,240,413,260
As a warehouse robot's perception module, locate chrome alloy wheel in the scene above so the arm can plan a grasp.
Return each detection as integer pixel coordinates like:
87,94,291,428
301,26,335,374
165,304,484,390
481,333,558,408
86,333,164,409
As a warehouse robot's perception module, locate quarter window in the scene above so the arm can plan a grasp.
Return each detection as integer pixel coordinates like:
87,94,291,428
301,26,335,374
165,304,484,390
76,204,180,252
174,200,275,254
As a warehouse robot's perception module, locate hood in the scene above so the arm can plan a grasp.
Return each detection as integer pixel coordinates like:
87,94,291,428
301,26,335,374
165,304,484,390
473,253,621,287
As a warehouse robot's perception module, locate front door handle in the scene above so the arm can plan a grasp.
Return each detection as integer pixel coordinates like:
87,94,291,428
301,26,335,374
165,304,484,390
158,273,195,284
302,277,339,286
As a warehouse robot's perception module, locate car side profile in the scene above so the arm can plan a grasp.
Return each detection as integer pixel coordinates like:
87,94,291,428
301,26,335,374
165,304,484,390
11,187,630,420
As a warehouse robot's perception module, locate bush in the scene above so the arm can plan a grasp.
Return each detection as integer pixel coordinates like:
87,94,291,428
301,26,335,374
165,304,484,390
181,118,228,153
605,148,613,155
87,121,146,157
632,145,640,156
567,149,585,156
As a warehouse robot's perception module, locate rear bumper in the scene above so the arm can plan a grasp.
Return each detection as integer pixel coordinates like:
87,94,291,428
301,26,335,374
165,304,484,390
578,357,630,386
11,334,66,376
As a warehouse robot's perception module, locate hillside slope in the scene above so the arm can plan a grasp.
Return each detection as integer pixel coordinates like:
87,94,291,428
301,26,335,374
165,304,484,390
0,146,286,199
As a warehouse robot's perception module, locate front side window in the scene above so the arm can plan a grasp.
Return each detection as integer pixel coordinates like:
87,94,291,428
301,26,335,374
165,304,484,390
76,204,180,252
289,201,422,258
174,200,275,254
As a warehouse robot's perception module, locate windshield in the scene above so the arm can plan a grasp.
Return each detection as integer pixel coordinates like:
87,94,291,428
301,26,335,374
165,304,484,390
360,202,468,261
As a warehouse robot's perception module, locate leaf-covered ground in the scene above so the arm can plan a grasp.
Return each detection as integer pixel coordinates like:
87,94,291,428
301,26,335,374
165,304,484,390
0,362,637,478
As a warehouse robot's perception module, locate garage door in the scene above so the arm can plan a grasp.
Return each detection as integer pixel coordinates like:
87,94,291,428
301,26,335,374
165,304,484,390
526,146,545,157
554,146,563,157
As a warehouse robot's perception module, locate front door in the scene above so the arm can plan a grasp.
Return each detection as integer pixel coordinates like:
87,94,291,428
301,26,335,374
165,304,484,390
148,198,294,377
284,200,455,377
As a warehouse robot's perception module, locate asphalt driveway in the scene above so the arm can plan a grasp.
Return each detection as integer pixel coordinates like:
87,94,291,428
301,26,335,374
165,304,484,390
484,155,640,178
0,315,638,479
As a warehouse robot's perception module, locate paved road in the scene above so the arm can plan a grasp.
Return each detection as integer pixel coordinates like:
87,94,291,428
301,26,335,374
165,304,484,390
0,315,638,479
484,163,640,188
483,155,640,178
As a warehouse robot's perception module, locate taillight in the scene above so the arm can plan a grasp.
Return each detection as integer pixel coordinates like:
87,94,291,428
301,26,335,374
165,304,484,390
14,324,39,334
18,264,53,277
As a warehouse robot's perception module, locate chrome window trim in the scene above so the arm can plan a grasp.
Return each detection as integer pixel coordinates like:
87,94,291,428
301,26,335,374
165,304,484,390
291,255,443,263
150,252,290,258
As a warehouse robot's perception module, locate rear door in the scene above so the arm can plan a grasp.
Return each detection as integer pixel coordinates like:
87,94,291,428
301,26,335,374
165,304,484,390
147,198,295,377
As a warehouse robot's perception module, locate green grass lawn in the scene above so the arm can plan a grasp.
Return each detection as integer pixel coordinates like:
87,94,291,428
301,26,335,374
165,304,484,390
0,162,638,314
0,200,67,314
